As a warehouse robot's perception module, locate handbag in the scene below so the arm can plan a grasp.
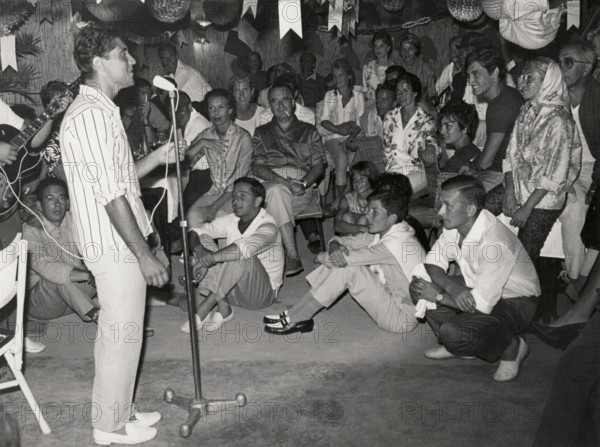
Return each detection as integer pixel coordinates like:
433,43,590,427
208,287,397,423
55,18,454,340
581,187,600,250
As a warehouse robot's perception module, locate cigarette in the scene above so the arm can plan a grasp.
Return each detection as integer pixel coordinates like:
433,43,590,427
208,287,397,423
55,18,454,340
283,109,290,117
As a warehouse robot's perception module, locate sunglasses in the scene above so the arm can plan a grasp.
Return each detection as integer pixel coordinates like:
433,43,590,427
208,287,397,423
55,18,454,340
558,57,592,70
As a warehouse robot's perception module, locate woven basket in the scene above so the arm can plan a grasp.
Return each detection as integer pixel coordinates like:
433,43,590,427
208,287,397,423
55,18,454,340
147,0,192,23
0,0,35,36
481,0,503,20
381,0,406,13
447,0,483,22
353,136,386,173
204,0,241,26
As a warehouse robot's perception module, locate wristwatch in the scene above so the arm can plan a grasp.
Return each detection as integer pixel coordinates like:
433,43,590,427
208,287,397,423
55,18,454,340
435,293,444,303
301,180,308,189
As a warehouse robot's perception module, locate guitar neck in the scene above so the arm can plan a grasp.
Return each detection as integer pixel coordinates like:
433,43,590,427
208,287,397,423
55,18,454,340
11,110,53,150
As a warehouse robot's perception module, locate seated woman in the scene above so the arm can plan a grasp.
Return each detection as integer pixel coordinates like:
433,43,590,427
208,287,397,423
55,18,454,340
186,89,253,228
396,33,436,100
438,99,480,173
320,58,365,198
484,57,581,262
362,31,397,110
382,72,439,196
335,161,380,235
229,74,265,137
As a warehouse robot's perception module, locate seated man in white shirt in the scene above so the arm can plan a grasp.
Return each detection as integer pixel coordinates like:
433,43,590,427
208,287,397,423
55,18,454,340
23,178,98,323
182,177,284,333
409,175,540,381
157,43,211,103
264,190,424,335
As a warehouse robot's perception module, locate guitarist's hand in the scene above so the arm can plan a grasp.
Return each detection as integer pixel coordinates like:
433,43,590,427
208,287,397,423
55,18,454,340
0,142,17,165
51,96,72,117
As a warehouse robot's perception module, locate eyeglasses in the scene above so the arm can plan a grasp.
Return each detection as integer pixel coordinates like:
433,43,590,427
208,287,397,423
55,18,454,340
558,57,592,70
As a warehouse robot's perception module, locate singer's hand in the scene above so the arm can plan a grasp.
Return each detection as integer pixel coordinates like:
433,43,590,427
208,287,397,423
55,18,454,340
155,142,182,164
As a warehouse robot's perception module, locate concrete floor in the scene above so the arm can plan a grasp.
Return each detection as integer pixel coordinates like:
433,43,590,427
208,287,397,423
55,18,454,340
5,220,564,446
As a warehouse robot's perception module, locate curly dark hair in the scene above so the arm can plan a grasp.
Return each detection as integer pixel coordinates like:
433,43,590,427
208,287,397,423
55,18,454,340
438,99,479,141
73,24,122,80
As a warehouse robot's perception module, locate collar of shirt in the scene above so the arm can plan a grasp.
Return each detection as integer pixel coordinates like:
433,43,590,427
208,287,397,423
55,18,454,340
78,84,120,117
461,209,497,246
237,211,260,235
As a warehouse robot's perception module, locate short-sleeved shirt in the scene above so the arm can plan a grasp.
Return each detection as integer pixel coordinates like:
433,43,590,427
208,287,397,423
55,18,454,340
0,99,24,129
252,116,326,173
486,86,523,172
443,143,481,173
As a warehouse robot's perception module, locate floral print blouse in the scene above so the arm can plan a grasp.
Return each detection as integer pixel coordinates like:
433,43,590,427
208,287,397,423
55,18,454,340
362,60,388,105
382,106,439,174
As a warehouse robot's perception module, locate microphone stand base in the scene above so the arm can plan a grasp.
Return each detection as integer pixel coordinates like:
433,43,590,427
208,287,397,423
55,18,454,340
164,389,247,438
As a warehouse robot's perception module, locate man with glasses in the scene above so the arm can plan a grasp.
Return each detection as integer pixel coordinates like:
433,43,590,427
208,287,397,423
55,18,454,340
557,41,600,285
252,82,326,276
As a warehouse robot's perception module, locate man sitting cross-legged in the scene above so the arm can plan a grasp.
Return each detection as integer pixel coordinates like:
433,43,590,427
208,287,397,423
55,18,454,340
182,177,284,333
264,190,425,335
23,178,99,325
409,175,540,382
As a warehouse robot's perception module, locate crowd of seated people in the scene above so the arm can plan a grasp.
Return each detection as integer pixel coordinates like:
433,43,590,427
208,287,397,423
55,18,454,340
2,24,600,444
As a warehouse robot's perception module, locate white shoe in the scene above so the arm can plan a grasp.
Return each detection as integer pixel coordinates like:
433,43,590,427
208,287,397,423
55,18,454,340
424,346,476,360
129,411,161,427
93,423,157,445
24,336,46,354
180,312,213,334
204,309,234,333
493,337,530,382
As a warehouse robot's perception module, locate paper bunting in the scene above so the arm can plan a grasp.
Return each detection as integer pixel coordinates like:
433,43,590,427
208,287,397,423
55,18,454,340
242,0,258,18
0,35,18,71
328,0,344,33
279,0,303,39
238,18,259,48
567,0,580,29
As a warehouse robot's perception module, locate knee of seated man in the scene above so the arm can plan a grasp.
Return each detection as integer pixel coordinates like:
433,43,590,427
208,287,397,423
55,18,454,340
438,321,471,348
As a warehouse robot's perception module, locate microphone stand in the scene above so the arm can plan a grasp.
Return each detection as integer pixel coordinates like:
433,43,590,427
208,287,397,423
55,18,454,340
163,90,246,438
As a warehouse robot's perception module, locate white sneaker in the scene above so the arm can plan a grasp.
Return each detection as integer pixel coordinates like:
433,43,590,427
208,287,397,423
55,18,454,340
493,337,530,382
93,423,157,445
24,336,46,354
204,309,234,333
180,312,213,334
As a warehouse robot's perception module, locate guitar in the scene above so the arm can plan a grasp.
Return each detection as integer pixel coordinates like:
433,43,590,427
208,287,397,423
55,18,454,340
0,79,80,222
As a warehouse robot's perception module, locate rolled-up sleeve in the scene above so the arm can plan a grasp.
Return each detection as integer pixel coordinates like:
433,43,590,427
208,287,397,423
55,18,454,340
470,242,516,314
23,227,73,285
233,222,278,259
424,230,455,273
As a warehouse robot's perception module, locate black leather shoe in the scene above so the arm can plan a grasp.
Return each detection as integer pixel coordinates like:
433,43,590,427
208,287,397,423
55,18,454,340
531,322,586,350
263,310,289,325
265,319,314,335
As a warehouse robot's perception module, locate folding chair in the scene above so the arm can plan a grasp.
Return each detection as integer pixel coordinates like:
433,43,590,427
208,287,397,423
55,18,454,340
0,234,51,435
295,189,326,252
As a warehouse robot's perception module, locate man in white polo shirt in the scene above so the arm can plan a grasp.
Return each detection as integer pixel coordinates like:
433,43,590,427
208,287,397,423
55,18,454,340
410,175,540,382
182,177,284,333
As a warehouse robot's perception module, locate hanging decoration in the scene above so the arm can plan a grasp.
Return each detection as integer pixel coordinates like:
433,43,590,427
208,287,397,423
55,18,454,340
279,0,302,39
204,0,240,26
83,0,141,22
481,0,503,20
499,0,563,49
447,0,483,22
567,0,580,29
241,0,258,18
0,32,43,101
0,36,17,71
147,0,191,23
328,0,344,34
237,17,259,48
381,0,405,13
0,0,36,37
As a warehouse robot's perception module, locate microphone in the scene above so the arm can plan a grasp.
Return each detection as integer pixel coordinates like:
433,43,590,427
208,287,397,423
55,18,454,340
153,75,177,92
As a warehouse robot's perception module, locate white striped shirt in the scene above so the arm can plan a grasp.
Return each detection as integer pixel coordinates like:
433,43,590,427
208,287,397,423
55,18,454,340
59,84,150,259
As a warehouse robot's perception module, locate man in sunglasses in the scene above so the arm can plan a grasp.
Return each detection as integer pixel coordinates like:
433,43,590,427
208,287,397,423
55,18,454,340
557,41,600,286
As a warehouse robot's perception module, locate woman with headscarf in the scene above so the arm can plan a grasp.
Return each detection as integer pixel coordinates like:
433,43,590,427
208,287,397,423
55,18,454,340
485,57,581,261
397,33,436,100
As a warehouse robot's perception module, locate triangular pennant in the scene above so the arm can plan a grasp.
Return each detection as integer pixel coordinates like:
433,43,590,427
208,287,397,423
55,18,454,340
238,18,259,49
242,0,258,18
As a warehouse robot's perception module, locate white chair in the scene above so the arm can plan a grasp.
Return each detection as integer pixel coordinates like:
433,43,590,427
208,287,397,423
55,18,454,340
0,233,51,435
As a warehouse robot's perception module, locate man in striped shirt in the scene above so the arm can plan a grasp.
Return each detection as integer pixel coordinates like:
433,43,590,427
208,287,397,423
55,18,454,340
60,24,180,445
